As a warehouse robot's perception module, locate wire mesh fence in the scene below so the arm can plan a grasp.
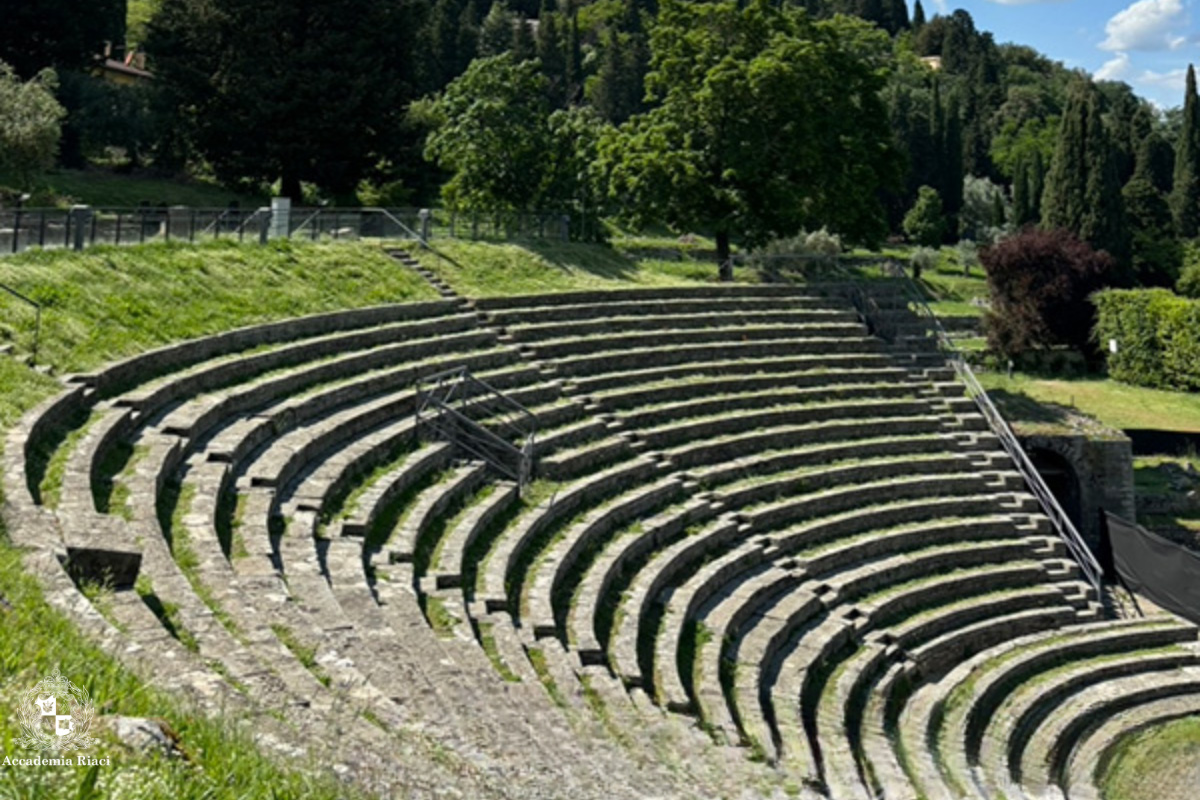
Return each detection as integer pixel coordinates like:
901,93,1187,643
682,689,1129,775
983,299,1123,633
0,205,578,257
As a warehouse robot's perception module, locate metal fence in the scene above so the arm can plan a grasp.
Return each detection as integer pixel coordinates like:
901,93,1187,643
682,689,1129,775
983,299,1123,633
0,205,575,256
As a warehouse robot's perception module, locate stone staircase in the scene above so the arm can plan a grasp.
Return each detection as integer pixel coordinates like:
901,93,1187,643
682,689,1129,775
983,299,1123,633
5,276,1198,800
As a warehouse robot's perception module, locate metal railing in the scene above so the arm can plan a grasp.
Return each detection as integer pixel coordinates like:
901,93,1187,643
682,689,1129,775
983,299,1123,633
416,367,537,489
0,281,41,364
0,205,576,257
878,261,1106,599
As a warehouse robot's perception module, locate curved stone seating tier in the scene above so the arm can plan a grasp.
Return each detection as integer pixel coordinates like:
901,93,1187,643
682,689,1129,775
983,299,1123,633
894,617,1199,800
1065,693,1200,800
503,309,862,341
9,285,1191,800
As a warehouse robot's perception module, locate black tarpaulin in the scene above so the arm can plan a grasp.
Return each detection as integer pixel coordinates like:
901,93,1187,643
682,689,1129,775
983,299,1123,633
1104,511,1200,627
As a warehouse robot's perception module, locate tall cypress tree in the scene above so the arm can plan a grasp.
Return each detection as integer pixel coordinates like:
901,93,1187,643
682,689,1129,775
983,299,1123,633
1044,80,1128,263
536,0,566,106
512,14,536,61
912,0,926,31
1125,131,1183,285
942,91,964,239
1171,64,1200,238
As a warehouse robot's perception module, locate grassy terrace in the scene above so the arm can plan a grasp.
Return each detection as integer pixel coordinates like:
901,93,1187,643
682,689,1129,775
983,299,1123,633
421,240,756,296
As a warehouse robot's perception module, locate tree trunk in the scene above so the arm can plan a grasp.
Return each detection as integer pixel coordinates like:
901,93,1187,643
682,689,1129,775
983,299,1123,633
717,230,732,282
280,173,303,204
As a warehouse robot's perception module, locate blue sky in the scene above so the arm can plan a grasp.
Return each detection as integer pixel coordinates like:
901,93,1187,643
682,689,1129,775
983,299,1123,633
917,0,1199,109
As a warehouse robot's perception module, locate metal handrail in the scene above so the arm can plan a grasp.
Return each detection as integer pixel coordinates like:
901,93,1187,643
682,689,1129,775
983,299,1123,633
879,262,1106,598
0,281,42,364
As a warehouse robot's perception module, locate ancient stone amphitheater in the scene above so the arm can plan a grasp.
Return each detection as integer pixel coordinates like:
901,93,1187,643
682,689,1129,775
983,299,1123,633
5,256,1199,800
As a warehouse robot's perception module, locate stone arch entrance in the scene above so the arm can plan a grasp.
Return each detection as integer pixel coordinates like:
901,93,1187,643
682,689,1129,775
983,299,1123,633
1028,446,1083,531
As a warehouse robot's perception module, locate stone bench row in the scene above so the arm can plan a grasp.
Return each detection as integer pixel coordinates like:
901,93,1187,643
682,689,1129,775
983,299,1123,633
503,308,860,342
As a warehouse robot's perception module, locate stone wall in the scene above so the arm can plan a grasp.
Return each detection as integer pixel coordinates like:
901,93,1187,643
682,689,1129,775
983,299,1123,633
1018,433,1136,551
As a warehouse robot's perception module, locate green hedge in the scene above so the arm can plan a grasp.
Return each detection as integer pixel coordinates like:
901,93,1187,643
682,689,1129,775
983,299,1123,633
1094,289,1200,390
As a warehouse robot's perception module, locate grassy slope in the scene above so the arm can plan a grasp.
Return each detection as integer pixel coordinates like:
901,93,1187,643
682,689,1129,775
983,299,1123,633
423,240,755,296
0,240,436,371
0,240,436,798
977,372,1200,434
36,169,265,209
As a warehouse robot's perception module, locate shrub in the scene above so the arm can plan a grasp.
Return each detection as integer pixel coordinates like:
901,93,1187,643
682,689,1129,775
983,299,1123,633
1094,289,1200,390
903,185,946,247
1178,241,1200,299
910,247,938,280
981,227,1115,360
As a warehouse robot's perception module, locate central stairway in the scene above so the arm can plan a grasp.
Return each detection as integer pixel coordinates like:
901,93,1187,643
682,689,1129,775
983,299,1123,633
6,280,1197,800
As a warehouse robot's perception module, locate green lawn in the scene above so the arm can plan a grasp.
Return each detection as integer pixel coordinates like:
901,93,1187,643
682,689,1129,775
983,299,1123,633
0,240,436,372
977,372,1200,434
34,169,265,210
421,240,755,296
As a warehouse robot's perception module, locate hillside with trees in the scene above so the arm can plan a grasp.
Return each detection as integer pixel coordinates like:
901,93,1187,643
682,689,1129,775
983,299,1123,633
1,0,1198,303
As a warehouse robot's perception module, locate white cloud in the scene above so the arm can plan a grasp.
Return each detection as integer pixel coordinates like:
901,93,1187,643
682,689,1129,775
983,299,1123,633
1093,51,1189,106
1099,0,1190,52
1095,52,1134,81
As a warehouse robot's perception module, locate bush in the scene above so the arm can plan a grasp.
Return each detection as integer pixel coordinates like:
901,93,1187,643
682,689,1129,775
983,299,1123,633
750,229,843,278
1094,289,1200,391
981,227,1115,360
910,246,938,280
903,185,946,247
1178,242,1200,299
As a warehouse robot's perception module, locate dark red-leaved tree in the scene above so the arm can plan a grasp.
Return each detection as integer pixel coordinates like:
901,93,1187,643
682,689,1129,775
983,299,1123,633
982,227,1115,359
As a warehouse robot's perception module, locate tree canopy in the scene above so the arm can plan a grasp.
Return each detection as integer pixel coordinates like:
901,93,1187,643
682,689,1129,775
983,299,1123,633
146,0,421,201
598,0,900,276
0,62,67,189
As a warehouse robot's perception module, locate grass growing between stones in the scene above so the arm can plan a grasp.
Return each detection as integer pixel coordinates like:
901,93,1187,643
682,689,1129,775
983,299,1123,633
270,624,331,689
133,575,199,654
1100,715,1200,800
526,647,568,709
475,622,521,683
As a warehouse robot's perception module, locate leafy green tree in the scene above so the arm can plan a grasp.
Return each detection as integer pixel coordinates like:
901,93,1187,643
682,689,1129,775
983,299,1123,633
912,0,926,31
0,62,66,188
903,185,946,246
0,0,125,78
1042,79,1129,265
421,54,552,211
1172,65,1200,238
146,0,420,201
598,0,900,277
